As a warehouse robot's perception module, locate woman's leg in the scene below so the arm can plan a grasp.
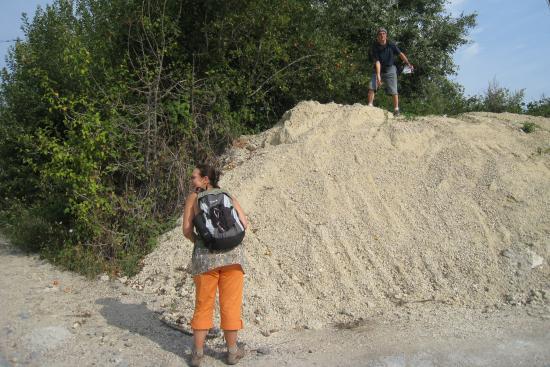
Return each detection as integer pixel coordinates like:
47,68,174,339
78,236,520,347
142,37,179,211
218,264,244,346
224,330,238,347
191,269,219,350
193,330,208,350
219,264,245,364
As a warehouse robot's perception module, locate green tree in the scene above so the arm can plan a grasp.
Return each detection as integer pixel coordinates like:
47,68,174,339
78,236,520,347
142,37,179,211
482,78,525,113
0,0,477,276
526,96,550,117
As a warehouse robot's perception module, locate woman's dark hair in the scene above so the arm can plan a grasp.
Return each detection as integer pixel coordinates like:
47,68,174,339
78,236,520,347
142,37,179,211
195,164,221,188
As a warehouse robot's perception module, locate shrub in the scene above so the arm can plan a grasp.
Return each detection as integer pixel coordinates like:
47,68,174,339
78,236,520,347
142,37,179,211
526,96,550,117
521,122,538,133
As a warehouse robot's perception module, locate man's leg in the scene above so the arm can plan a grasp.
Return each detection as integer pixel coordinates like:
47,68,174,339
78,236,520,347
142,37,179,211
393,94,399,111
368,89,375,106
385,66,399,115
368,72,377,106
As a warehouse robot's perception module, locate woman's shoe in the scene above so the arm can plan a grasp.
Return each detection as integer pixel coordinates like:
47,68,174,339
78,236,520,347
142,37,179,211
227,346,245,365
190,350,204,367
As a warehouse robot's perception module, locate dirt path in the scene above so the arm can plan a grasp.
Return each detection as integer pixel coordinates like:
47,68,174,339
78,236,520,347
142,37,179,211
1,237,549,367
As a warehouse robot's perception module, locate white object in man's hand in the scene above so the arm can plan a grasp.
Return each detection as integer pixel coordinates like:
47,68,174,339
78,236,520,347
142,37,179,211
402,64,414,74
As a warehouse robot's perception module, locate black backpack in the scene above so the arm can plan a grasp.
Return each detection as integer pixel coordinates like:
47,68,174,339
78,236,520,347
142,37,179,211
192,188,246,251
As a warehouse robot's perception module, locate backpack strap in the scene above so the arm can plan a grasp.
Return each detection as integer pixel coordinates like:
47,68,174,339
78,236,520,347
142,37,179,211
197,188,232,201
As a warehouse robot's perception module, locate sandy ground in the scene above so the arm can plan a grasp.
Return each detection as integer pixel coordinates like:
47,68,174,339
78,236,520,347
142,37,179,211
131,102,550,336
1,237,549,367
2,102,550,366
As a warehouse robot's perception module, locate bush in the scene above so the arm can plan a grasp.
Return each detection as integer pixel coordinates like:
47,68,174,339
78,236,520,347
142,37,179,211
483,78,525,113
526,96,550,117
521,122,538,133
399,77,470,116
456,78,525,114
0,0,477,277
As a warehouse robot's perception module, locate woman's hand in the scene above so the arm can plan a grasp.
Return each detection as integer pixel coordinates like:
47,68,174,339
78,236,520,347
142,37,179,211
232,196,249,230
182,192,198,242
240,215,249,230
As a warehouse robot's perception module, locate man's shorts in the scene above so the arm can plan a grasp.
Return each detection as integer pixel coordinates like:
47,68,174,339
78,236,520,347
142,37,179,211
369,65,398,95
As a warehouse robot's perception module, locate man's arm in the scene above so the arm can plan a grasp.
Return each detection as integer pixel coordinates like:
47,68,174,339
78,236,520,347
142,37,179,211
375,61,382,87
370,44,382,87
399,52,413,68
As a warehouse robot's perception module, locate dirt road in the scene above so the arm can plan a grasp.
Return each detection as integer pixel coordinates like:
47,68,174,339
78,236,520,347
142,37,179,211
1,238,549,367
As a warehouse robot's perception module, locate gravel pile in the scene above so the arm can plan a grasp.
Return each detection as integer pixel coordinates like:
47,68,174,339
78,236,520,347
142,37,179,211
129,101,550,336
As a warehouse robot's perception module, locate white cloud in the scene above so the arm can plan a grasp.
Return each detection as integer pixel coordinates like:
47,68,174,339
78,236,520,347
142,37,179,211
463,27,483,44
470,26,484,35
461,42,481,60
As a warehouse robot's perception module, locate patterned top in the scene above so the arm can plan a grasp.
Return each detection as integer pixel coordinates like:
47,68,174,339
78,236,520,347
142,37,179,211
189,188,247,275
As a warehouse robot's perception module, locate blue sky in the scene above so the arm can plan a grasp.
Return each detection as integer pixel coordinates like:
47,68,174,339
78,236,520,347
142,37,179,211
0,1,48,69
1,0,549,102
448,0,550,102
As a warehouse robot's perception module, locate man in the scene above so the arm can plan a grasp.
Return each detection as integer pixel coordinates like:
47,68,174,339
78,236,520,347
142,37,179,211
367,28,413,117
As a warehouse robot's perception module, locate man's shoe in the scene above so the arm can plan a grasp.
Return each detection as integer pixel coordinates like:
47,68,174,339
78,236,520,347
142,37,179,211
394,109,401,117
227,346,245,365
190,350,203,367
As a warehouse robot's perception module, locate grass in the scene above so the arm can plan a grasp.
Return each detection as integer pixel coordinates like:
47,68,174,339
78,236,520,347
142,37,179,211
402,111,418,120
0,203,179,279
521,122,538,133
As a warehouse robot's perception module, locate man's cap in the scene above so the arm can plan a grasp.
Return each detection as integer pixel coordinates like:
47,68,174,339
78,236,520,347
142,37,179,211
377,27,387,34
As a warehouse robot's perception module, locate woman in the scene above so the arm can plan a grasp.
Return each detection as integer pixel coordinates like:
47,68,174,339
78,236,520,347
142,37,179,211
182,164,248,366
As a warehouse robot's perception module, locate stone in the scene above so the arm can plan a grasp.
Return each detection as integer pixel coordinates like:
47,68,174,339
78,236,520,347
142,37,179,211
256,347,271,355
526,249,544,269
207,327,221,339
18,311,31,320
99,274,110,282
43,285,59,292
0,354,10,367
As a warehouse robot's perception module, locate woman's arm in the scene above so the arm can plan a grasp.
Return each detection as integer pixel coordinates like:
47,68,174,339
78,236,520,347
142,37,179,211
232,196,249,230
182,193,197,242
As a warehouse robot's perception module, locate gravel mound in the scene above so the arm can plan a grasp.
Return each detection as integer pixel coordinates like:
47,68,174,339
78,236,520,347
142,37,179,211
129,101,550,334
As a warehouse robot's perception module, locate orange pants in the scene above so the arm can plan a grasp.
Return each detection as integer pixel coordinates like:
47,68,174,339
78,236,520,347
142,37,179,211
191,264,244,331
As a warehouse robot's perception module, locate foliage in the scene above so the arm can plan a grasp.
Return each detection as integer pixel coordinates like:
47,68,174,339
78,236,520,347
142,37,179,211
525,96,550,117
521,122,538,134
0,0,476,276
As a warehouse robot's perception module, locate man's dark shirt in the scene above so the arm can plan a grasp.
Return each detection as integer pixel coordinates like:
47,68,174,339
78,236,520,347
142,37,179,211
371,42,401,71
